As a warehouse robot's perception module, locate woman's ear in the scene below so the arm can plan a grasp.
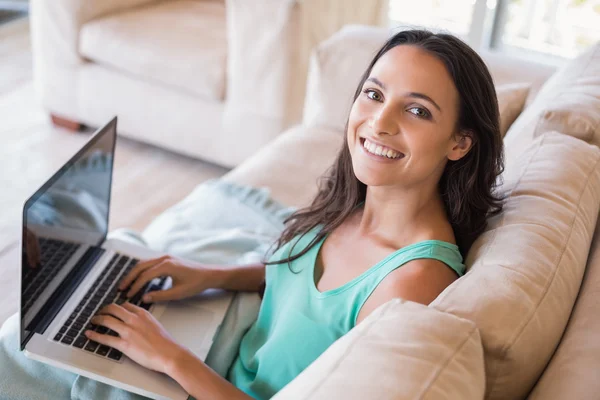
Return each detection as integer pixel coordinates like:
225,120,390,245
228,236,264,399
447,131,474,161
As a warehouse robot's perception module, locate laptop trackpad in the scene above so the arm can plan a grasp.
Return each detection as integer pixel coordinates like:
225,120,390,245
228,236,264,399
157,302,216,352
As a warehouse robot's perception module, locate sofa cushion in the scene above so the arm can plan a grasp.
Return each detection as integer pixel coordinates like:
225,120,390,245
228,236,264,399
431,132,600,400
79,0,227,101
223,124,344,208
503,43,600,165
496,83,530,138
272,299,485,400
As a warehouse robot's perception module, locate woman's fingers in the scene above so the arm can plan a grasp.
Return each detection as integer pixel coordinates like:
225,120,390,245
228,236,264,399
97,303,136,324
119,255,168,291
121,301,144,314
125,262,168,298
84,329,121,349
89,314,127,337
142,285,189,303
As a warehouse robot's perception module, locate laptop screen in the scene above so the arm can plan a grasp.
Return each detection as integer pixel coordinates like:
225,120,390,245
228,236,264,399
20,117,116,349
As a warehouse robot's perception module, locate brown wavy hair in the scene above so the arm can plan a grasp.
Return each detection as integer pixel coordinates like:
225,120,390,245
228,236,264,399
263,29,505,269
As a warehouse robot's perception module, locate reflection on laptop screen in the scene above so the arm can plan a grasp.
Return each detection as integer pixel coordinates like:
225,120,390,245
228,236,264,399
21,118,116,349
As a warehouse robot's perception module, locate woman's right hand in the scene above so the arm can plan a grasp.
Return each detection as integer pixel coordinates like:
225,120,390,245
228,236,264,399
118,255,223,303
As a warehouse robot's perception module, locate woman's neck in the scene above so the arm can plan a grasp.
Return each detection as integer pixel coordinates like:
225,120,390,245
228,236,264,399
357,184,447,246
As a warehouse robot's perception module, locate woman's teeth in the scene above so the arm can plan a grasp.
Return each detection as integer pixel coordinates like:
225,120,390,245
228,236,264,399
362,139,403,159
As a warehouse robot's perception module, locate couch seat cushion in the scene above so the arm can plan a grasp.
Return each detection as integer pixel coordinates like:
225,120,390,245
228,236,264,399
80,0,227,101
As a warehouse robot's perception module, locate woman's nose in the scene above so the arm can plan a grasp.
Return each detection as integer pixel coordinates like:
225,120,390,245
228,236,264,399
369,105,399,136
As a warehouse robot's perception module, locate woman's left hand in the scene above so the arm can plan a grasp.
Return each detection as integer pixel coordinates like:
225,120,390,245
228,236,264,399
85,302,184,374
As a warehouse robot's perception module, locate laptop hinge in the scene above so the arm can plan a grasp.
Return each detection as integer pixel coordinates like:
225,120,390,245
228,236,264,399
23,246,106,347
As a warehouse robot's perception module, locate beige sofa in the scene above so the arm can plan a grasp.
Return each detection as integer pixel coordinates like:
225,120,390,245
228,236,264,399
222,26,600,399
29,0,387,168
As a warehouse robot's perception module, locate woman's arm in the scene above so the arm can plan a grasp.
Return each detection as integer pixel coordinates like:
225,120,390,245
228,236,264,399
214,261,266,294
167,347,253,400
119,257,266,302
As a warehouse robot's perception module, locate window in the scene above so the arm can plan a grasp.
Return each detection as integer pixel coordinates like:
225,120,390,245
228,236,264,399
388,0,477,38
499,0,600,59
388,0,600,63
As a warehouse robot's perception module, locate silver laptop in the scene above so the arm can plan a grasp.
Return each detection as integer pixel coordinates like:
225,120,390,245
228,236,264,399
20,117,233,400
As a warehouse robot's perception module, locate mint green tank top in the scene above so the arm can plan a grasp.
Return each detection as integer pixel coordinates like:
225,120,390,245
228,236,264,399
227,225,465,399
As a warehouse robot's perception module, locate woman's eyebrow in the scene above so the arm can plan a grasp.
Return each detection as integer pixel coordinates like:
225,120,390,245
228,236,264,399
366,77,442,113
406,92,442,113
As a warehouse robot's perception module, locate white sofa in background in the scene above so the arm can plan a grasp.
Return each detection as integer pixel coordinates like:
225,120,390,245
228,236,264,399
29,0,387,168
222,26,600,399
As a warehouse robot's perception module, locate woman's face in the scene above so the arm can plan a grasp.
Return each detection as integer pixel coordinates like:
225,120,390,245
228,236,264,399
347,45,471,189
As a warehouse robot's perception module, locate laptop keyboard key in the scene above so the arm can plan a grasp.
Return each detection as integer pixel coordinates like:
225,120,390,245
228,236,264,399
66,328,79,338
72,322,83,331
73,336,88,349
61,336,74,345
107,349,122,361
53,333,62,342
96,345,110,356
84,341,99,352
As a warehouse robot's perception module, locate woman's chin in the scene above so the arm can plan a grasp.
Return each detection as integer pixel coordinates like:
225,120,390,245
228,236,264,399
354,171,394,187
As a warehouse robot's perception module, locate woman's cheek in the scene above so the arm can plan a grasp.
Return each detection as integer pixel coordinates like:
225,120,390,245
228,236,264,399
348,99,373,128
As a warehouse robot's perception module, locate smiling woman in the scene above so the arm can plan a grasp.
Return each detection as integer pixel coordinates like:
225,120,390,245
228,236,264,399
227,29,506,399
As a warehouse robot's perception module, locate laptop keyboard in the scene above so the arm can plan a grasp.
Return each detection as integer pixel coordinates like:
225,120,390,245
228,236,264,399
52,253,166,362
22,238,81,315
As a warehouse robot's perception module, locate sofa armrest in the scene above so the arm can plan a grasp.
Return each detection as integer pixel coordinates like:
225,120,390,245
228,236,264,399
30,0,163,117
30,0,162,67
272,299,485,400
223,0,388,142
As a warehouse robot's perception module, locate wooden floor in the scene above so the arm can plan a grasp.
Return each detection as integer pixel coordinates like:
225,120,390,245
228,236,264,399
0,18,229,326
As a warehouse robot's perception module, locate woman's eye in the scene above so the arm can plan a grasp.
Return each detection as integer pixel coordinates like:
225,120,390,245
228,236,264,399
363,89,382,102
408,107,430,119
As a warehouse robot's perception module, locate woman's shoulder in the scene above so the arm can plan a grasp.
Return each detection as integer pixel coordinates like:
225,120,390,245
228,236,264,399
415,220,457,246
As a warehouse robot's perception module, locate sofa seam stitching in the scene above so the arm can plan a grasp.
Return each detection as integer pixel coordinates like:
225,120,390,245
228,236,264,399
419,325,481,400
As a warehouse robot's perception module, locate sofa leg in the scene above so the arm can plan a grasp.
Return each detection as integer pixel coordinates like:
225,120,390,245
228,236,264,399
50,113,85,132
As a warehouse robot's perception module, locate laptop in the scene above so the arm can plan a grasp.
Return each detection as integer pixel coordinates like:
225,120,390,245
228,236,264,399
20,116,234,400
